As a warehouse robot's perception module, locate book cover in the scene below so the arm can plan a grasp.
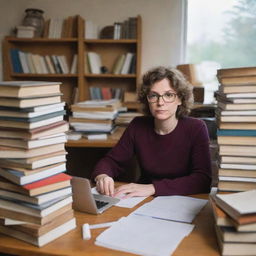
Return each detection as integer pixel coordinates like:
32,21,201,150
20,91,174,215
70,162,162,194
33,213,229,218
0,110,65,123
0,175,71,197
0,187,72,206
217,66,256,78
0,217,76,247
0,203,72,225
213,191,256,224
0,195,72,217
0,103,64,118
219,168,256,178
0,143,65,159
0,151,67,170
0,162,66,185
0,121,68,139
217,135,256,145
2,209,74,236
0,115,64,129
0,95,62,108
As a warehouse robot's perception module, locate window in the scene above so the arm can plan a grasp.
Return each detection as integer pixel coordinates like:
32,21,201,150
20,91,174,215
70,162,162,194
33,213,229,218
186,0,256,103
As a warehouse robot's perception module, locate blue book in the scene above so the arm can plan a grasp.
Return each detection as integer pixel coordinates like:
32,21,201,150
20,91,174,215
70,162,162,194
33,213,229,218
217,129,256,136
10,48,23,73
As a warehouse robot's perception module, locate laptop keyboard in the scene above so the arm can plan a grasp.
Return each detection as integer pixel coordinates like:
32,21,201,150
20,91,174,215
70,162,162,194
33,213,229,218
95,200,109,209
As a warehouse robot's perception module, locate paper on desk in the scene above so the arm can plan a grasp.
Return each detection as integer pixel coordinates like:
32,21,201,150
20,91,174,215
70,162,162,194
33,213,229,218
91,187,147,208
133,196,207,223
95,214,194,256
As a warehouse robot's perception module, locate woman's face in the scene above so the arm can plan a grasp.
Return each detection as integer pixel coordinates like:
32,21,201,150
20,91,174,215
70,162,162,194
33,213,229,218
147,78,181,121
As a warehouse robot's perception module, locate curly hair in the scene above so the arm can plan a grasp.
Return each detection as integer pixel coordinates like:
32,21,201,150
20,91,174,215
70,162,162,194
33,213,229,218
138,66,194,118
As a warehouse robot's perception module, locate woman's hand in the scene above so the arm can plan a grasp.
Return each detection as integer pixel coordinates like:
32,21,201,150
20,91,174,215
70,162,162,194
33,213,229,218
95,174,114,197
114,183,155,199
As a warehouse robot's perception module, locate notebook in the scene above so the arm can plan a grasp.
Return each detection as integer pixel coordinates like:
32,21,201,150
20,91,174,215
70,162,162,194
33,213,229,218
71,176,120,214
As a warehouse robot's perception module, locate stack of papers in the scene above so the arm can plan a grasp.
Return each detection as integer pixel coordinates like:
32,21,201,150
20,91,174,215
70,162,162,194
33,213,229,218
95,195,208,255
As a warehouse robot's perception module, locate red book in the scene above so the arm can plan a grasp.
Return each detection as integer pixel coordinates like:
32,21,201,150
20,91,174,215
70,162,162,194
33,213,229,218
24,173,72,190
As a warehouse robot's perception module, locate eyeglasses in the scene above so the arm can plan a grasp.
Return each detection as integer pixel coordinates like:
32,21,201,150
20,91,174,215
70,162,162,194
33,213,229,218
147,91,177,103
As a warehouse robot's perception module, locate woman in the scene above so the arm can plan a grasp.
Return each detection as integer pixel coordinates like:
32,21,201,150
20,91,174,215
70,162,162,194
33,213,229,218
91,66,212,198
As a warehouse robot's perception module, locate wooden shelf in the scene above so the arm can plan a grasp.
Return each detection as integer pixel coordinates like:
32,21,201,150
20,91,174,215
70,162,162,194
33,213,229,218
3,15,142,104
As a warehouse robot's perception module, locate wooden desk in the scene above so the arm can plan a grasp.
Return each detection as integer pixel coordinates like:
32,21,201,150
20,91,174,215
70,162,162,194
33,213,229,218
0,195,220,256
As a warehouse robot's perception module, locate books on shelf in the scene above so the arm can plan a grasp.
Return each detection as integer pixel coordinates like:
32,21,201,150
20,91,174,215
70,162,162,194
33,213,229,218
9,49,73,74
121,52,135,74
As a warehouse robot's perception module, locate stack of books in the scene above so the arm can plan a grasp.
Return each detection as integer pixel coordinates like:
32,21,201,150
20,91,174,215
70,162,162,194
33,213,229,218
215,66,256,191
0,81,76,247
115,111,143,126
69,99,122,137
210,190,256,256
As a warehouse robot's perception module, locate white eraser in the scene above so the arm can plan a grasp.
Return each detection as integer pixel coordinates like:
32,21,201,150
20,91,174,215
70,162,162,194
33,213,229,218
82,223,91,240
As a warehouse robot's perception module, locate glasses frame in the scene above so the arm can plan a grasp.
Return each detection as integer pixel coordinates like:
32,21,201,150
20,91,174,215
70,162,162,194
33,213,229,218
147,91,177,103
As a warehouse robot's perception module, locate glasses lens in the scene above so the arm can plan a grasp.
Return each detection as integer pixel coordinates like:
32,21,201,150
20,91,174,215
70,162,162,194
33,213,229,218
163,92,176,102
147,94,158,102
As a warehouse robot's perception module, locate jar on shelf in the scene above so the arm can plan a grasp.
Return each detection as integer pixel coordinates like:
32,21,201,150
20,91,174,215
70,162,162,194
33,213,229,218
22,8,45,37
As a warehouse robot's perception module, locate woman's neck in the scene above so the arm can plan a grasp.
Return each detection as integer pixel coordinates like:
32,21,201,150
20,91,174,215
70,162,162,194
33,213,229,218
154,117,178,135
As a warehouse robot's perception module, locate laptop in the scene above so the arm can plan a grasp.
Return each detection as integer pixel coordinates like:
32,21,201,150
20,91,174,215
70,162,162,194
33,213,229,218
71,176,120,214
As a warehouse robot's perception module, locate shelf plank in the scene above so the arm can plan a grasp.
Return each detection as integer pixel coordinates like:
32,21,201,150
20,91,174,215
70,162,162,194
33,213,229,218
5,37,78,43
84,39,137,44
11,73,78,78
84,74,136,78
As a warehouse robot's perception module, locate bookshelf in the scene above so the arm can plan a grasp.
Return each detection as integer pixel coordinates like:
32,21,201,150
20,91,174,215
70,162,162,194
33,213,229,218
2,15,142,107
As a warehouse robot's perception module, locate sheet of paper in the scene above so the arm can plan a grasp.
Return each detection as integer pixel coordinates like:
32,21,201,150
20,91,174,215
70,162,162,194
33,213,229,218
133,196,207,223
91,187,147,208
95,214,194,256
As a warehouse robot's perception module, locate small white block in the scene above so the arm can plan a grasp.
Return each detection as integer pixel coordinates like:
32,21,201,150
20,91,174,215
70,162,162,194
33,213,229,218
82,223,91,240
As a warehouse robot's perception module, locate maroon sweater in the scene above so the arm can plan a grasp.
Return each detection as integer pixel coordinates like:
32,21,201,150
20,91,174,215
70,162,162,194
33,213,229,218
91,116,212,196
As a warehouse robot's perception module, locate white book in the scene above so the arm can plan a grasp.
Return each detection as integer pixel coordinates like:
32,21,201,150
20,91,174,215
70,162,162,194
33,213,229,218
18,51,30,73
0,196,73,217
220,163,256,170
121,53,134,74
0,134,67,149
219,176,256,183
0,187,72,205
215,190,256,215
85,133,107,140
85,20,98,39
0,162,66,185
0,218,76,247
87,52,102,74
72,111,117,120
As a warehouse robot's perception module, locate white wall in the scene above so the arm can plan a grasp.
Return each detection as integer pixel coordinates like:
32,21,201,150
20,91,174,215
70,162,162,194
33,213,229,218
0,0,184,80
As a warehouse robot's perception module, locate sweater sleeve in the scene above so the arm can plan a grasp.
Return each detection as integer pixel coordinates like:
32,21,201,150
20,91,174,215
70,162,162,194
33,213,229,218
91,120,136,181
152,121,212,196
